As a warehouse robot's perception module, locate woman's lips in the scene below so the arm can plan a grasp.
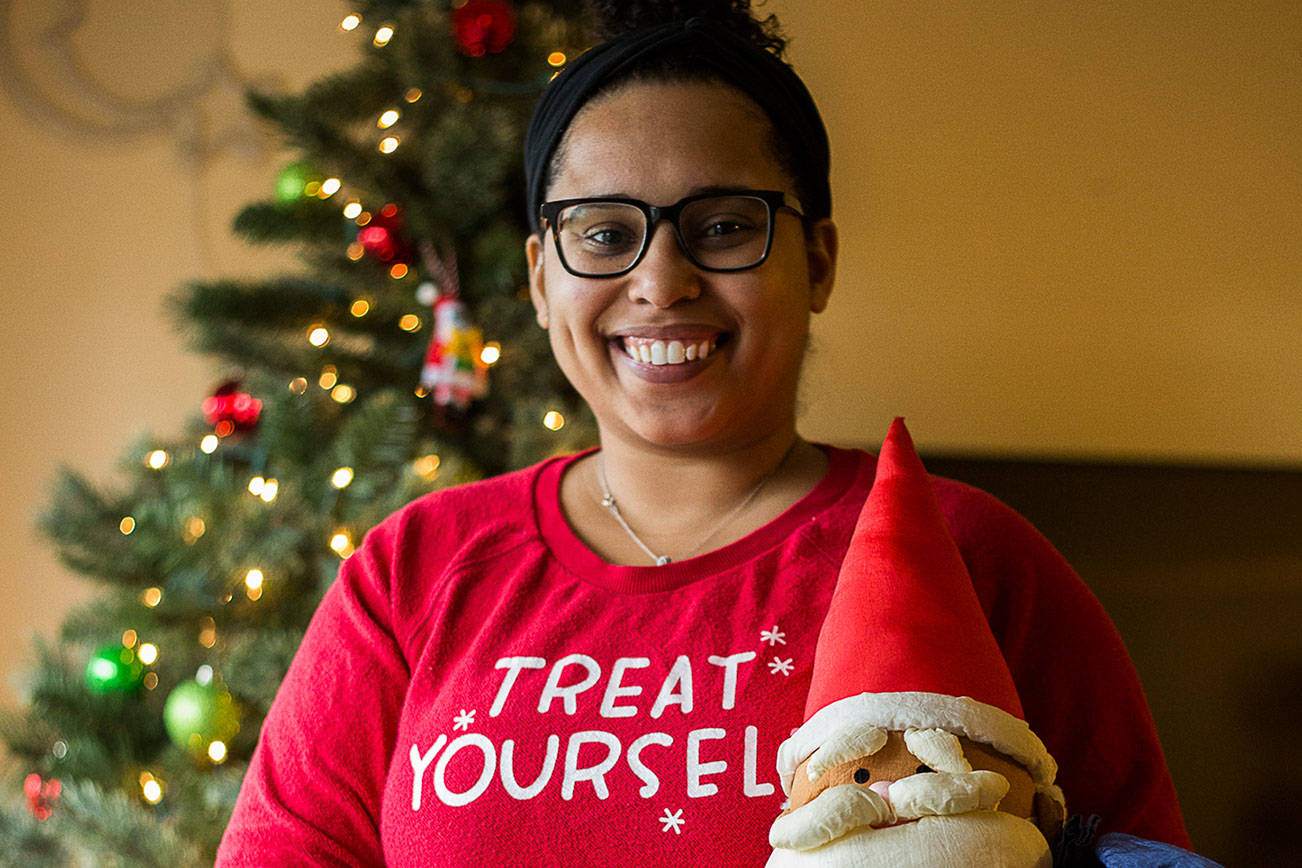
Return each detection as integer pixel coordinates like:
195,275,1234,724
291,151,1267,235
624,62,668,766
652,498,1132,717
619,335,716,365
608,333,727,382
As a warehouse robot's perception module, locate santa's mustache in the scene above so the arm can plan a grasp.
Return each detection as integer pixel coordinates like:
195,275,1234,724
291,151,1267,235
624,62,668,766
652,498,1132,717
769,770,1010,852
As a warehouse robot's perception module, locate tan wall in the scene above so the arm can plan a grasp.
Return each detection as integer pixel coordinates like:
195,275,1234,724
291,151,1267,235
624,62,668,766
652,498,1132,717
1,1,1296,854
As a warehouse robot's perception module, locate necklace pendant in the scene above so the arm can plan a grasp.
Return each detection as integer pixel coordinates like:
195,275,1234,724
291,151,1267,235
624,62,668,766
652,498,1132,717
601,495,615,508
655,555,672,566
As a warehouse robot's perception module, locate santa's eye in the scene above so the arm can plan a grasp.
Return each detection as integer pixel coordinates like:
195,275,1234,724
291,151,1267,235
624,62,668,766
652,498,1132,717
853,768,871,784
916,764,935,774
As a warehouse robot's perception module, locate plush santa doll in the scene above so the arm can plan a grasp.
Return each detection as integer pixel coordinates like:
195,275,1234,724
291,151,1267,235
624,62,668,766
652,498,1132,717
767,418,1065,867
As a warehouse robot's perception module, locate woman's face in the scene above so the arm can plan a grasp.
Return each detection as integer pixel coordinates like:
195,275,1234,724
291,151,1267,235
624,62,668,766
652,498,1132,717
526,80,837,454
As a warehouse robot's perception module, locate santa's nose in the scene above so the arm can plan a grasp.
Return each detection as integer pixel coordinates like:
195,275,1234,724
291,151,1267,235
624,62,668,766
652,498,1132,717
868,781,892,803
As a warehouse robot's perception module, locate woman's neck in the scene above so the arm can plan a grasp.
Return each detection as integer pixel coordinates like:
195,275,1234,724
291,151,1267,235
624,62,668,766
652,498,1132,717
560,427,829,566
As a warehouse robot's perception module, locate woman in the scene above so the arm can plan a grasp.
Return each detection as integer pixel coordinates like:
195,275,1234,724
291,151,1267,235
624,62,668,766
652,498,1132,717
218,3,1189,865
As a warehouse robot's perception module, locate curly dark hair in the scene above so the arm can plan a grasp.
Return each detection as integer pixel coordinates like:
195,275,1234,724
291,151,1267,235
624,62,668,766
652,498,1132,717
544,2,815,230
585,0,788,57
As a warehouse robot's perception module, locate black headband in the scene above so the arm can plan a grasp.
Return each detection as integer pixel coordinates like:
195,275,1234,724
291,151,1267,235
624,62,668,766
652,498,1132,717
523,17,831,233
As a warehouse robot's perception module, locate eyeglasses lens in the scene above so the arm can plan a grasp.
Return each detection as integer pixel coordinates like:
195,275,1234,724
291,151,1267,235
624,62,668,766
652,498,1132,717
556,195,770,276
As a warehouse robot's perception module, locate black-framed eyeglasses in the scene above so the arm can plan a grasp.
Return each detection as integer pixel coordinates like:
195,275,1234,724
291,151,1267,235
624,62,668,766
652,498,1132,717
538,189,806,278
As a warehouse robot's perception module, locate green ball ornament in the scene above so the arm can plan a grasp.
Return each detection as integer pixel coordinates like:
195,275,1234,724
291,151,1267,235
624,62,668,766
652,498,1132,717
163,679,241,753
84,645,144,694
275,161,321,203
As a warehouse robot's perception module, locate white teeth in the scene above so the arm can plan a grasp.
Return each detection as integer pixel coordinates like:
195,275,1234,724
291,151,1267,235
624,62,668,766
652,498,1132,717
621,336,718,366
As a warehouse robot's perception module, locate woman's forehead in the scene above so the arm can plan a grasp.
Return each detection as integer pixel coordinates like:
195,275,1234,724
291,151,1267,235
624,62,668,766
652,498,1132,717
548,80,790,200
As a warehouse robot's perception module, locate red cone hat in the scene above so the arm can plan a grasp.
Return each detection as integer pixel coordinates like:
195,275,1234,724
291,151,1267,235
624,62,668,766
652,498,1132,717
778,419,1060,798
805,417,1024,721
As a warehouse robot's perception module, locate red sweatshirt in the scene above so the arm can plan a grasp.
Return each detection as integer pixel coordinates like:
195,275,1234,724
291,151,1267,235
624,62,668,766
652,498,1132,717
217,446,1188,866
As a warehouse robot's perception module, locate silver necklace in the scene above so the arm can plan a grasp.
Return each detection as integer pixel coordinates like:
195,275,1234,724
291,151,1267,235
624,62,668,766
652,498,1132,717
595,445,794,566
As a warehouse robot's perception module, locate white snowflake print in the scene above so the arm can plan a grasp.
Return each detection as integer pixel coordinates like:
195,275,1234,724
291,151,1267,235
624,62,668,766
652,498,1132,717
767,657,795,676
760,625,787,646
658,808,685,835
452,709,476,731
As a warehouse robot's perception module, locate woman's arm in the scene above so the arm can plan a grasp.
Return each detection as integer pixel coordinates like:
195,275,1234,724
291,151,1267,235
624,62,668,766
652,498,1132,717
939,480,1192,848
216,516,411,866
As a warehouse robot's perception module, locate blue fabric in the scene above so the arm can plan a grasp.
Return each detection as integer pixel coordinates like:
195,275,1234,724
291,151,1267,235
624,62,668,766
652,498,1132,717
1094,833,1224,867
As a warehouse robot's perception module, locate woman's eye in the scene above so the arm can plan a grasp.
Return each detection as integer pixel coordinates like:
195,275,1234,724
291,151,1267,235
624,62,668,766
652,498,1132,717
915,764,935,774
853,768,871,784
703,220,746,236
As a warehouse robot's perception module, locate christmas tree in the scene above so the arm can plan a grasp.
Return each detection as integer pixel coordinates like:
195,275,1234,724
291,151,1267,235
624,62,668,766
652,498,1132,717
0,2,592,863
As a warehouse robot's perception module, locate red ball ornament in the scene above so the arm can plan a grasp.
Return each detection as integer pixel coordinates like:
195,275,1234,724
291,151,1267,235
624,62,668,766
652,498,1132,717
358,203,412,263
202,380,263,435
24,773,61,822
451,0,516,57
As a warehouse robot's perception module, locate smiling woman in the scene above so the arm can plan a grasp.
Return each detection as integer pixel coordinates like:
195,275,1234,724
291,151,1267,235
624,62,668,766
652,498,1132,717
216,3,1193,866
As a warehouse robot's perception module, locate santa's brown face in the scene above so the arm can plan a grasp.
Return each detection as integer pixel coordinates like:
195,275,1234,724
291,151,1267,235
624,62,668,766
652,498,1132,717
786,729,1061,841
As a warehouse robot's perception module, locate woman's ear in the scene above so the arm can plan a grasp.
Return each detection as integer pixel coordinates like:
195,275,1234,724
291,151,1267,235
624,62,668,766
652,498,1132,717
805,218,838,314
525,233,549,329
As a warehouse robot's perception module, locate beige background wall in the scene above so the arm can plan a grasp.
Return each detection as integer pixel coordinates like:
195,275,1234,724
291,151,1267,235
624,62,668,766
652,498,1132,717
1,0,1297,854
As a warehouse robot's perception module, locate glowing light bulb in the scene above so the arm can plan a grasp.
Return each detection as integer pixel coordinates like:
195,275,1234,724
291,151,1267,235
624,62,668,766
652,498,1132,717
543,410,565,431
142,587,162,607
185,517,206,542
198,621,217,649
378,109,400,128
374,24,394,46
141,774,163,804
320,177,342,197
342,201,363,220
404,87,423,103
308,326,330,347
122,629,138,648
208,741,228,763
350,299,370,317
330,530,354,557
138,643,158,665
389,263,409,279
143,672,158,690
248,476,265,496
196,664,214,686
340,14,361,32
331,467,354,489
548,51,567,67
319,366,339,389
480,342,501,365
200,434,219,454
259,479,279,503
289,377,308,395
355,211,372,226
120,516,136,535
331,384,356,404
378,136,399,154
245,568,264,590
413,454,440,481
399,313,421,332
146,450,169,469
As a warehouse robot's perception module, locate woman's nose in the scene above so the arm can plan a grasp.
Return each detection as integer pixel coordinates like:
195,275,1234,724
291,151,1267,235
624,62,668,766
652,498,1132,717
625,222,702,308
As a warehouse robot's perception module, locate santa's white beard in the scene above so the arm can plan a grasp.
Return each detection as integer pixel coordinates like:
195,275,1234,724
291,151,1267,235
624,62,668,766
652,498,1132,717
766,812,1051,868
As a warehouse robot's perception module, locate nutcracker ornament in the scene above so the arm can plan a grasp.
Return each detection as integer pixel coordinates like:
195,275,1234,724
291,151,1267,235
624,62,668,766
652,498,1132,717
418,281,487,409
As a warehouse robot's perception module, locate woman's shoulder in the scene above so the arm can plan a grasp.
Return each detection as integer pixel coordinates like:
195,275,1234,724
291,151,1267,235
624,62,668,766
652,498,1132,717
363,453,577,562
